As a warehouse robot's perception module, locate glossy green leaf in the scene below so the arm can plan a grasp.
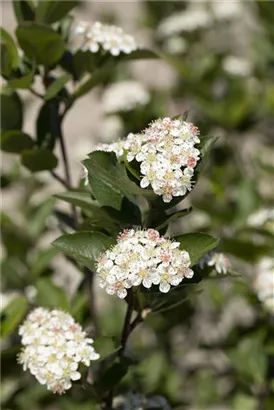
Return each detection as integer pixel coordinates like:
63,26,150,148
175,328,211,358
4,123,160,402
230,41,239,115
100,362,129,390
36,1,78,24
13,0,36,22
93,336,118,361
52,232,116,270
156,208,193,231
35,278,69,310
175,233,219,266
7,70,34,89
0,88,23,132
31,247,58,277
0,28,20,76
36,100,59,150
83,152,153,210
16,22,65,65
1,130,34,153
44,74,72,100
7,62,35,89
54,190,100,210
1,296,28,338
28,198,56,238
73,63,115,99
21,148,58,172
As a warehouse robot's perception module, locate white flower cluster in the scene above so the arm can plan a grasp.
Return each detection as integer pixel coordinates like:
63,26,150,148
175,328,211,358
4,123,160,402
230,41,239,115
199,252,231,274
247,207,274,234
102,81,150,113
113,392,171,409
75,21,137,56
158,8,212,37
222,56,252,77
124,117,200,202
96,228,193,299
91,140,125,158
254,258,274,314
18,308,99,394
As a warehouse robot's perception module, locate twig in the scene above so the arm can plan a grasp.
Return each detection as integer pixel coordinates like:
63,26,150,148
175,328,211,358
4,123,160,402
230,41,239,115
50,171,70,189
29,87,44,99
119,290,135,358
85,268,99,335
43,71,77,228
102,291,143,409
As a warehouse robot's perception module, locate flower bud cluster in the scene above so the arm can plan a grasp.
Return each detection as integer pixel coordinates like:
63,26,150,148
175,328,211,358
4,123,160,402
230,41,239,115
18,308,99,394
113,392,171,409
75,21,137,56
124,117,200,202
254,258,274,314
102,81,150,113
96,228,193,298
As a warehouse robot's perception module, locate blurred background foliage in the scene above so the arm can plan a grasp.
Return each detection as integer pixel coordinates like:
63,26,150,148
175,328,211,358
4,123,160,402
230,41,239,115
1,1,274,409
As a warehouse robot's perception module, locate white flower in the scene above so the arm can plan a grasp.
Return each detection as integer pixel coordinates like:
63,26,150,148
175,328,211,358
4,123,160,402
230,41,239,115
74,21,137,56
164,36,187,54
81,164,89,186
113,392,171,409
96,228,193,298
222,56,252,77
211,1,242,21
125,117,200,202
200,252,231,274
18,308,99,394
90,140,124,158
247,208,274,234
254,257,274,314
102,81,150,113
158,7,212,37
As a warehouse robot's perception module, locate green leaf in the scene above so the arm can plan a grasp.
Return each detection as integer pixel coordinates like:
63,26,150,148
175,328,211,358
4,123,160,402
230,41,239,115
36,1,78,24
228,336,267,384
16,22,65,66
195,136,217,175
28,198,56,238
7,62,35,89
36,101,59,150
121,48,159,61
55,190,119,234
93,336,117,361
83,152,153,210
52,232,116,270
54,190,100,210
100,362,129,390
7,69,34,89
0,28,20,76
233,395,256,410
1,130,34,153
1,296,28,338
31,247,58,277
156,207,193,231
73,63,115,99
13,0,36,22
21,148,58,172
175,233,219,266
0,88,23,132
35,278,69,310
44,73,72,100
222,237,273,262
